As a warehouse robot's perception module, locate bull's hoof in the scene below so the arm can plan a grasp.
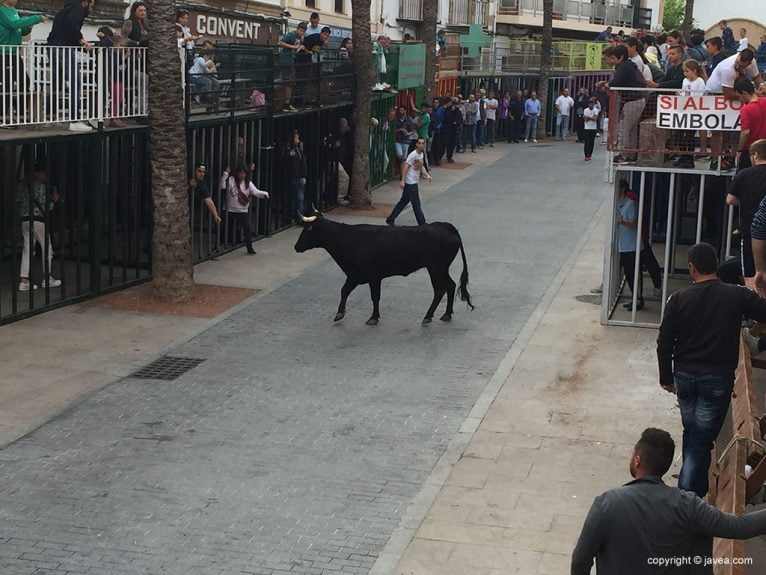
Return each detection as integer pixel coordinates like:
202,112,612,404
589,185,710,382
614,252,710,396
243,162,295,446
334,312,345,322
366,318,379,326
422,317,432,325
440,313,452,322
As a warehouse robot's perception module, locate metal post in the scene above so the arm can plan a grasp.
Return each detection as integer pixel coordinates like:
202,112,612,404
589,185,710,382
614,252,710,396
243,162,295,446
630,171,646,322
661,173,676,319
695,175,706,244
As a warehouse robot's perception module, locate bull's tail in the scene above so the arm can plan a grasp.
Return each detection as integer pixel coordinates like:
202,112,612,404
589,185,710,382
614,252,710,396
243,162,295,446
454,230,474,311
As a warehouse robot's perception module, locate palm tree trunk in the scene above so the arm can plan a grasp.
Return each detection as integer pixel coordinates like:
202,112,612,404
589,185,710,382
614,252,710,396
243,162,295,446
348,0,373,207
421,0,438,100
537,0,554,140
682,0,695,40
148,0,194,300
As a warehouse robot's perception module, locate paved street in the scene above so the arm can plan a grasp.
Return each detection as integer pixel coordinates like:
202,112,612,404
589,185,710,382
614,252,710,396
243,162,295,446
0,143,606,575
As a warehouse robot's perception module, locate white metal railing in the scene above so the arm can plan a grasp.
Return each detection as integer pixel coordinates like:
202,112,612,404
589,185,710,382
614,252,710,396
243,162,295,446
0,44,148,128
398,0,423,21
498,0,637,27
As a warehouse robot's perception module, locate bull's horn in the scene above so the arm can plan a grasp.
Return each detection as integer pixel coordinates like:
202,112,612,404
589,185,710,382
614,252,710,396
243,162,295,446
300,213,318,223
311,203,322,215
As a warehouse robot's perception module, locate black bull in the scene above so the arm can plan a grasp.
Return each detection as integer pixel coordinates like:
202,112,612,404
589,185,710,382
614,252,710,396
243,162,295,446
294,217,474,325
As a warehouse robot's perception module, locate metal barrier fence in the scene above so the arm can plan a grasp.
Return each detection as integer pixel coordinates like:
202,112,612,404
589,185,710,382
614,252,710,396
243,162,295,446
460,40,608,76
369,93,397,189
0,45,148,128
606,87,739,175
0,131,151,324
601,169,735,328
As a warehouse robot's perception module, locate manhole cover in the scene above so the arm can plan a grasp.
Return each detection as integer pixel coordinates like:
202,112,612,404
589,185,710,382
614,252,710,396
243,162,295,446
575,294,602,305
131,356,205,380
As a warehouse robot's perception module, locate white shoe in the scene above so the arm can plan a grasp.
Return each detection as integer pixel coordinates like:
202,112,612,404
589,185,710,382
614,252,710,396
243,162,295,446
69,122,93,132
18,282,38,291
532,139,538,143
42,276,62,288
742,328,762,357
523,139,528,143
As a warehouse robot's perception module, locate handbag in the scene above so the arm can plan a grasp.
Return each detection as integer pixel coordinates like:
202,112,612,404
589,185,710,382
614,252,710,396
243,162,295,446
233,178,250,206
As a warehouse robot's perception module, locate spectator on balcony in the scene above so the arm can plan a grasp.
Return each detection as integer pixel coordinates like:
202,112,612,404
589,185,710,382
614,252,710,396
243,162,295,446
339,37,352,60
719,19,736,52
188,44,219,111
597,45,645,165
277,21,307,112
647,45,685,90
462,94,477,152
594,27,612,43
642,35,659,66
0,0,46,126
484,90,498,147
553,88,574,142
96,27,128,128
507,90,523,144
436,29,446,56
658,241,766,497
523,91,540,143
687,30,708,64
664,30,687,72
735,79,766,171
655,32,668,67
612,30,624,44
738,28,749,53
707,50,763,171
704,36,725,76
305,12,321,36
122,2,148,44
757,35,766,57
47,0,95,132
176,9,200,52
221,165,268,255
623,37,653,83
18,162,61,291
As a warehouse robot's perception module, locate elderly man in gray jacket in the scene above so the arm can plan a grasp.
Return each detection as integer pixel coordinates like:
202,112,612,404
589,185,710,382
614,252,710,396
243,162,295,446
571,428,766,574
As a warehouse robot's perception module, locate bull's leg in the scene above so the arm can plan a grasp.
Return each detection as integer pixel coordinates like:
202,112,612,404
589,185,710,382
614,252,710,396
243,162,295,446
440,276,457,322
423,270,447,325
366,280,382,326
335,278,358,322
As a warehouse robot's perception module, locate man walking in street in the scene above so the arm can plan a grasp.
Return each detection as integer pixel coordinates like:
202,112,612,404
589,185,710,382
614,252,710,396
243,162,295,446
572,427,766,575
657,242,766,498
386,138,431,226
47,0,95,132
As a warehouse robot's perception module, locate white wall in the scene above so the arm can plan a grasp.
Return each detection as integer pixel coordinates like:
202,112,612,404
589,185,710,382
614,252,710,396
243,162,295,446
692,0,765,31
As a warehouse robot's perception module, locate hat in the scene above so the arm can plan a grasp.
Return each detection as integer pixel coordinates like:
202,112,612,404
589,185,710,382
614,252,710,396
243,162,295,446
479,88,486,94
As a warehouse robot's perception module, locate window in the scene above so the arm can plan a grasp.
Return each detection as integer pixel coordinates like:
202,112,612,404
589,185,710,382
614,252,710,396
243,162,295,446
335,0,344,13
305,0,316,8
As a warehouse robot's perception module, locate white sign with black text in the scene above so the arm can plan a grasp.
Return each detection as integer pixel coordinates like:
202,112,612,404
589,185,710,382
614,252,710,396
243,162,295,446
656,95,743,131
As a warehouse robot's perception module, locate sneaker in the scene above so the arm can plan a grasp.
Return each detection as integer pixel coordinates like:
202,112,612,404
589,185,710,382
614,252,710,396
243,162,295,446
590,285,603,294
111,118,126,128
41,276,61,288
709,159,718,171
523,139,528,143
720,159,733,173
623,300,645,312
742,328,761,357
613,155,630,164
18,281,37,291
385,220,395,226
68,122,93,132
532,139,538,143
584,156,591,161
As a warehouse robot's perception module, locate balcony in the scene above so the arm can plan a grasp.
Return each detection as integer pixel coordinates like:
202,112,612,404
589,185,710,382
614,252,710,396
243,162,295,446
497,0,643,29
398,0,423,21
460,40,608,75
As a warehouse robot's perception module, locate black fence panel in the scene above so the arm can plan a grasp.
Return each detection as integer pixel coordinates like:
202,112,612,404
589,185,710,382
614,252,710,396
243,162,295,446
0,130,151,324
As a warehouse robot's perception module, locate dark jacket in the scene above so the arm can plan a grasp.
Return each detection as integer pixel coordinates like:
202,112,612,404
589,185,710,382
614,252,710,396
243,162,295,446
442,106,462,131
572,477,766,575
657,279,766,386
609,59,644,88
47,1,87,46
287,143,307,180
657,64,685,89
508,97,524,120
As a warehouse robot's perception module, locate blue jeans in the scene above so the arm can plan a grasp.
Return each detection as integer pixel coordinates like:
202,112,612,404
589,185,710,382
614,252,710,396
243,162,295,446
674,371,734,497
53,49,81,121
556,114,570,140
463,123,476,150
291,178,305,219
525,114,538,140
485,119,495,144
387,183,426,225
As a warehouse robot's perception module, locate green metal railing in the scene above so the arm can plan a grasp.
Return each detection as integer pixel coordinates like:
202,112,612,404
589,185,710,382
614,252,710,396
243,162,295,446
369,93,397,189
460,40,608,75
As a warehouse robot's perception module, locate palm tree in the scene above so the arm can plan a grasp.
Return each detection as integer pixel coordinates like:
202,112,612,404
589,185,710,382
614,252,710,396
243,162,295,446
147,0,194,300
421,0,437,100
348,0,373,207
682,0,695,40
537,0,553,139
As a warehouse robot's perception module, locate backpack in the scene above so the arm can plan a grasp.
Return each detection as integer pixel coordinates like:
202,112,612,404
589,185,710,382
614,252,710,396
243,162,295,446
249,89,266,109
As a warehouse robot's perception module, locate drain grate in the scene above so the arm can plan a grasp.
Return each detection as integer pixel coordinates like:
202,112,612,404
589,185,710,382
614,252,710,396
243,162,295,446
131,356,205,381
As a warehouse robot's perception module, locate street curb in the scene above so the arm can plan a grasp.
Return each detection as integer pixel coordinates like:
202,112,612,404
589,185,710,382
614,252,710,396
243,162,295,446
368,201,606,575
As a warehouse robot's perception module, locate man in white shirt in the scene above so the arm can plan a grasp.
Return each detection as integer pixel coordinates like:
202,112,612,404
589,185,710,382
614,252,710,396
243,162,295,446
484,90,499,147
305,12,321,36
386,138,432,226
623,37,653,83
554,88,575,141
707,50,763,171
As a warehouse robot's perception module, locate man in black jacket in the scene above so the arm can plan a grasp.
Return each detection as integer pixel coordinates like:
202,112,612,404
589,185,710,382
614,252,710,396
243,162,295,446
648,45,685,89
47,0,94,132
507,90,524,143
572,427,766,575
657,242,766,498
442,97,462,163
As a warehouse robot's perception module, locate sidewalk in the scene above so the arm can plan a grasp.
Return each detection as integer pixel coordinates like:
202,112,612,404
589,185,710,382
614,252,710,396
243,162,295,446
385,206,683,575
0,146,511,449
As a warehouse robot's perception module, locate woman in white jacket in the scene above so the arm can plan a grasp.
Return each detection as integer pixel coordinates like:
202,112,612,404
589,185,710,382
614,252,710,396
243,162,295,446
220,165,269,254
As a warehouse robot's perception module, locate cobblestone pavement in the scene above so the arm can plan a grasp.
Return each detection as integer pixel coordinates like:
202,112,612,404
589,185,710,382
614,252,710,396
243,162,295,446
0,145,606,575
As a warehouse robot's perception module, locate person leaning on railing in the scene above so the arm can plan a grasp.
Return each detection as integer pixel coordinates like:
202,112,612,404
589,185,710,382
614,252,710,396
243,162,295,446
0,0,47,126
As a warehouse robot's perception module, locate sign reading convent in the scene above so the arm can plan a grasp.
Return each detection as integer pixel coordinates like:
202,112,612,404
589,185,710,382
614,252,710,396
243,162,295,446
187,11,281,45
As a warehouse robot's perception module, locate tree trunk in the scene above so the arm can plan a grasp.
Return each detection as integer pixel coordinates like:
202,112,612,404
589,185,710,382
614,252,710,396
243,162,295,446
148,0,194,300
421,0,438,101
348,0,373,208
537,0,554,140
682,0,695,40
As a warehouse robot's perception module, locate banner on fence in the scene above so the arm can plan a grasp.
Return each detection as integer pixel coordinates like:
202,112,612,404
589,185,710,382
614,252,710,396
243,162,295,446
656,95,743,131
398,44,426,90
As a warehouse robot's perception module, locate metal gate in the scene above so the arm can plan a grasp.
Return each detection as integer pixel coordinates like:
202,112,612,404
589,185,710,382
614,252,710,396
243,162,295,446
0,130,151,324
